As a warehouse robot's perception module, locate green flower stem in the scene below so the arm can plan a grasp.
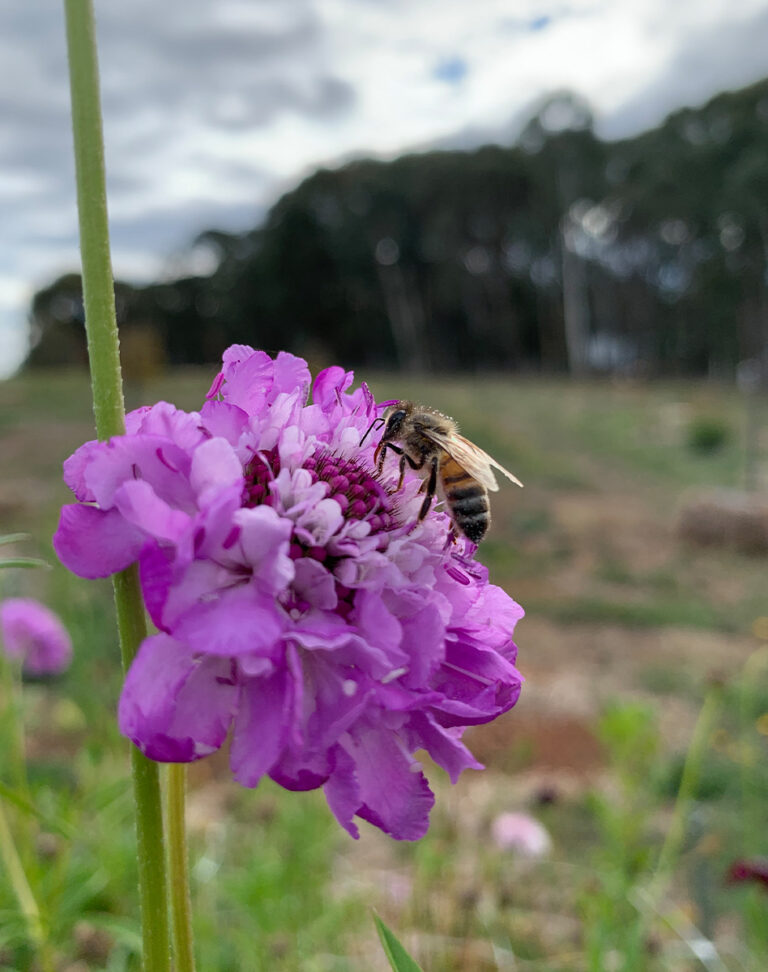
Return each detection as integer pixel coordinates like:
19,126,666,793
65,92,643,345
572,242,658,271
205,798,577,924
63,2,171,968
0,654,40,900
168,764,197,972
63,0,126,439
0,656,30,804
0,657,48,966
0,799,45,957
651,682,723,888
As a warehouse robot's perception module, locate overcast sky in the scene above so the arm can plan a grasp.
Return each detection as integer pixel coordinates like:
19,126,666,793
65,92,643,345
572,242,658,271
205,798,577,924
2,0,768,375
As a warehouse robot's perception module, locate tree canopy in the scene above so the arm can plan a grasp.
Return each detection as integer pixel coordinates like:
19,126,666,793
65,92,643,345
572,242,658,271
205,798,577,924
27,79,768,379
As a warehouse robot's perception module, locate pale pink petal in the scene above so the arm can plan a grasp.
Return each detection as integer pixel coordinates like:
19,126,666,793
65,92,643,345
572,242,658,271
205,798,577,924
190,437,243,502
233,505,294,591
114,480,191,542
271,351,311,402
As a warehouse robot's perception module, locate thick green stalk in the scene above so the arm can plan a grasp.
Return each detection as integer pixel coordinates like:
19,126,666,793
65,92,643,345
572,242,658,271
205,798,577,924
167,764,197,972
63,3,171,968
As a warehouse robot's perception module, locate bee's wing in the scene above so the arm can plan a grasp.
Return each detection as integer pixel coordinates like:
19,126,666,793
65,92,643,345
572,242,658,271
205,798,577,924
420,428,523,492
449,435,523,491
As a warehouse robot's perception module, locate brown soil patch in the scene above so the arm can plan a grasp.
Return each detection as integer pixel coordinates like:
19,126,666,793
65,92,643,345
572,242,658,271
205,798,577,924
470,710,605,774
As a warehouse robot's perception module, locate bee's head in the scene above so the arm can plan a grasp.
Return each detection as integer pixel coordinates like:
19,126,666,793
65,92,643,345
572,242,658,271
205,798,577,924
380,402,410,441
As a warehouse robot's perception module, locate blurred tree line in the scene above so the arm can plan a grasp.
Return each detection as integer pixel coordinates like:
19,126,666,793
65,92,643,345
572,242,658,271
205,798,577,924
27,78,768,379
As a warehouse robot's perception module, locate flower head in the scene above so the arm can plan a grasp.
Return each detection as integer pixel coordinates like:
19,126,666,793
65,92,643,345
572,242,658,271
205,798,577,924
0,598,72,676
491,812,552,857
54,346,523,839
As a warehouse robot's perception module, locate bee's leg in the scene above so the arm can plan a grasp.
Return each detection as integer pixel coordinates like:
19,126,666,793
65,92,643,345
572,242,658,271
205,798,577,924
397,453,424,488
381,444,424,489
418,456,439,520
398,454,408,489
376,441,396,474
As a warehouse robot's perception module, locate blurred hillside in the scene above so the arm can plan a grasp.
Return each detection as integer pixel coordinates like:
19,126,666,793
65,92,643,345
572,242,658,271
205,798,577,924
27,79,768,378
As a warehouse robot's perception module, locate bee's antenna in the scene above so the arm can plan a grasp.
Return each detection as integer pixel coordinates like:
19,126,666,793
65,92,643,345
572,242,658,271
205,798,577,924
360,416,385,447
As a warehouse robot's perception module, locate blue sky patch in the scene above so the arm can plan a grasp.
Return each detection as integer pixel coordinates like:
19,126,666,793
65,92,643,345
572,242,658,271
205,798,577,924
529,15,552,31
433,56,469,84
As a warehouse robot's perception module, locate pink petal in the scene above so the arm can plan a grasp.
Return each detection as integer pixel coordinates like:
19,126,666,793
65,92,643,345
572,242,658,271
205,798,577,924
271,351,311,403
344,726,435,840
190,437,243,502
139,545,175,630
53,505,146,578
230,664,292,786
406,712,482,783
118,633,237,762
400,602,446,686
84,435,195,510
233,505,294,591
291,559,337,610
173,587,285,657
219,349,273,413
62,439,102,501
324,745,361,838
126,401,209,451
312,366,354,412
198,400,249,444
113,480,191,542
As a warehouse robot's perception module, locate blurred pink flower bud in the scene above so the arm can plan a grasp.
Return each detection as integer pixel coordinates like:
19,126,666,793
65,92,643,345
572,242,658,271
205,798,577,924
491,812,552,857
726,858,768,891
0,598,72,676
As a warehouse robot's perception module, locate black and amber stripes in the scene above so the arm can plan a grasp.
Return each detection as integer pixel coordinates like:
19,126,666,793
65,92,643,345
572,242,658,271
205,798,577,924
440,456,490,543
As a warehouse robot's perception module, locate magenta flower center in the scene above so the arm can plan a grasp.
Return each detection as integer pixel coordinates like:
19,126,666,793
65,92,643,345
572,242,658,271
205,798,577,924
243,446,397,533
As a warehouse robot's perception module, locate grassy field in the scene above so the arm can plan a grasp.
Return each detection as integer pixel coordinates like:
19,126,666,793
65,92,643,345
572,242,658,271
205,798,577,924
1,367,767,970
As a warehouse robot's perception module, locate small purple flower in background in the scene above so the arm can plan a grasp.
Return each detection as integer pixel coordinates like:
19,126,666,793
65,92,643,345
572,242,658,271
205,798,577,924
54,346,523,840
0,598,72,676
726,858,768,891
491,812,552,857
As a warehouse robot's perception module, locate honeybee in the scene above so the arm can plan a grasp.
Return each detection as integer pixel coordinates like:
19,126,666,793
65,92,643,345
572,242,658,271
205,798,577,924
364,401,522,543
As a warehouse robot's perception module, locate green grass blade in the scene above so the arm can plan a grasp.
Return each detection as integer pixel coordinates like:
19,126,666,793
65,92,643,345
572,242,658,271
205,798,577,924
0,781,74,838
0,557,51,571
373,913,423,972
0,534,30,547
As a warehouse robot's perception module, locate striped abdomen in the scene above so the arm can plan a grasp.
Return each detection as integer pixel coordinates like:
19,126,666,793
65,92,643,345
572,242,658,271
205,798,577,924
440,455,490,542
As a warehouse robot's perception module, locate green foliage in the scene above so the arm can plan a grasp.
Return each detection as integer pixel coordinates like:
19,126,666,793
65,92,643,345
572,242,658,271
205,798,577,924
0,534,50,571
580,704,667,970
687,416,731,454
373,914,424,972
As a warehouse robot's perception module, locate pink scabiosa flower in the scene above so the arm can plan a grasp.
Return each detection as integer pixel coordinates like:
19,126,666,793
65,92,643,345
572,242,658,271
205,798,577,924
0,598,72,676
491,812,553,858
54,345,523,840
